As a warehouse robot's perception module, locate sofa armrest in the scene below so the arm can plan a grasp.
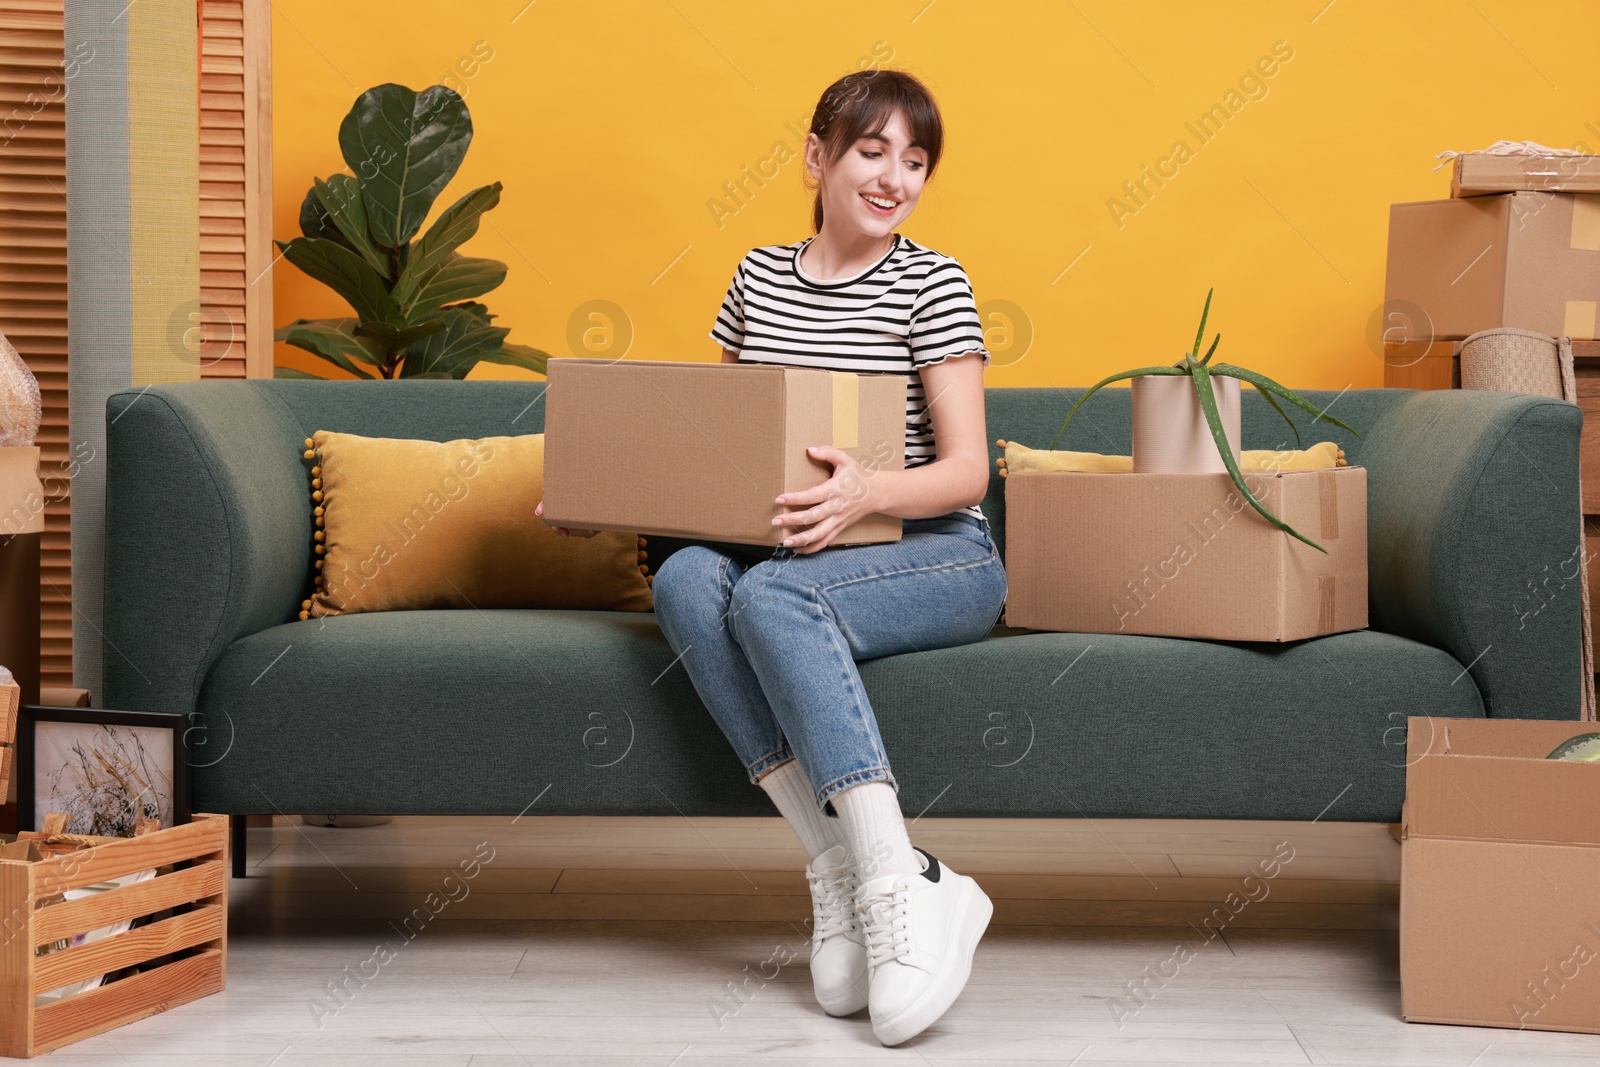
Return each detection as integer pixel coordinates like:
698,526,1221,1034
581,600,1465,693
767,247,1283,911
1364,390,1584,719
104,384,313,716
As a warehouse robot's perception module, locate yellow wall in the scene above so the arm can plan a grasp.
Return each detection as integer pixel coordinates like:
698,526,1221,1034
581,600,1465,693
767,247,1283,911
271,0,1600,390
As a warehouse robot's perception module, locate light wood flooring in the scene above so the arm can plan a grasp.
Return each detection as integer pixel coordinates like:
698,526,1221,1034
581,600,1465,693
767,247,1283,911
10,815,1599,1065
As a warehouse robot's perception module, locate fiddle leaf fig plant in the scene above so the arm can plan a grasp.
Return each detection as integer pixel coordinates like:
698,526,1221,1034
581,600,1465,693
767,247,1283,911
274,83,551,381
1050,289,1361,554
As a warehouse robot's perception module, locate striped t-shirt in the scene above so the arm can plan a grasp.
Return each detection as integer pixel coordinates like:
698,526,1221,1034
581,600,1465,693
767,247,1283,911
708,232,992,524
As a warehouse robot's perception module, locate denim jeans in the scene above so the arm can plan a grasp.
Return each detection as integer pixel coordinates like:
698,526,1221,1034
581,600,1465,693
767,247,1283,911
651,512,1008,812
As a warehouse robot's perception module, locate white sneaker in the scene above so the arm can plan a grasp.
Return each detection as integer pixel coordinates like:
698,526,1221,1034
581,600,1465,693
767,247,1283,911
804,843,869,1016
855,845,992,1046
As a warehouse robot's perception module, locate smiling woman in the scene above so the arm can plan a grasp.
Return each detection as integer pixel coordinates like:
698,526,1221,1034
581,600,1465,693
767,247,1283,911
648,68,1007,1048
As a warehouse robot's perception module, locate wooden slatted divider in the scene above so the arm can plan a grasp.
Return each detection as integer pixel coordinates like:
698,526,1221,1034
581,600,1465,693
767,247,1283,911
0,1,270,704
199,0,272,381
0,0,70,689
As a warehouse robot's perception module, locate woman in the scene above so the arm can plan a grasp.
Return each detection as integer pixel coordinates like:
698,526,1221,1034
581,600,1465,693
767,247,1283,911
538,68,1005,1047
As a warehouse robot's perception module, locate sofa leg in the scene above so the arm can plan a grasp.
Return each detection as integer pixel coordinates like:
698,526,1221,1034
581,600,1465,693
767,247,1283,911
230,814,247,878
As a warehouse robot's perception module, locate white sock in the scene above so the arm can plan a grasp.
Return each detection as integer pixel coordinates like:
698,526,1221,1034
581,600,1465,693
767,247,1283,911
831,781,920,882
758,759,841,862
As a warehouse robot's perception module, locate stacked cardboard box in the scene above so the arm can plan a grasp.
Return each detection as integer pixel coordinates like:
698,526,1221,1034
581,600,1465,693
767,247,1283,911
1385,150,1600,356
1448,149,1600,197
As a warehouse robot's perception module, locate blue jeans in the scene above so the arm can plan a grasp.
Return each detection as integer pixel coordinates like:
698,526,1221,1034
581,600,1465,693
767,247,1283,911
651,512,1008,812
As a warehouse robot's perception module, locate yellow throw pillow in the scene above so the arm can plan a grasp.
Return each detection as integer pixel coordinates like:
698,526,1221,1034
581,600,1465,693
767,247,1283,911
298,431,652,618
994,438,1346,475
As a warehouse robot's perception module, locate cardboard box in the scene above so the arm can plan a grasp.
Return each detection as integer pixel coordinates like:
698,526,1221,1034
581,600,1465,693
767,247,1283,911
1002,466,1367,641
1385,192,1600,341
542,358,906,546
1400,716,1600,1034
1452,152,1600,197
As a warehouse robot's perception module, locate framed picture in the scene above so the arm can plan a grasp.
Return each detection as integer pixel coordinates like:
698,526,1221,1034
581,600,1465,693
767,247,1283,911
16,705,189,835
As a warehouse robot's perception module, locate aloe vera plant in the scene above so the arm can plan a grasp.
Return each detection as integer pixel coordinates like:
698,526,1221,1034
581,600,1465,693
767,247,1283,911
1050,289,1360,554
273,83,551,381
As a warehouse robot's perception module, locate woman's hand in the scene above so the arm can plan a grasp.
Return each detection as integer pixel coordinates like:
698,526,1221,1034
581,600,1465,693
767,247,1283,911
535,499,600,538
770,445,879,554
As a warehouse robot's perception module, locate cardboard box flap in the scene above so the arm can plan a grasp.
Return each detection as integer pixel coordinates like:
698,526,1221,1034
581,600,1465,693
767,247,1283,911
1404,718,1600,846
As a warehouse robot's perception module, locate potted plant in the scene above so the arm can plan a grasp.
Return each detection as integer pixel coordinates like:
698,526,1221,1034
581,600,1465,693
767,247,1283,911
274,83,551,381
1051,289,1359,553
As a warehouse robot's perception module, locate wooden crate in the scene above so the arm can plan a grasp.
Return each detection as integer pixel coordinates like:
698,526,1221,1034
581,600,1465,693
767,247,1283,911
0,812,228,1057
0,679,15,805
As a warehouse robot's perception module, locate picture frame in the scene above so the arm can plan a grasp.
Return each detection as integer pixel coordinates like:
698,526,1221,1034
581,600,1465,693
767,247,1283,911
16,705,189,835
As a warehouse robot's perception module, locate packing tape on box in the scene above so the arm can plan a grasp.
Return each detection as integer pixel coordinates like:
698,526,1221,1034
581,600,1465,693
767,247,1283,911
1571,196,1600,251
1565,300,1598,339
1565,200,1600,340
1317,473,1339,630
831,372,859,449
1318,469,1340,540
1317,575,1336,631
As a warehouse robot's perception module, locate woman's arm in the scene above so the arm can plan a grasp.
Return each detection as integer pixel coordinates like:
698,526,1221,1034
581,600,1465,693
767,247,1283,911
866,352,990,520
721,347,740,364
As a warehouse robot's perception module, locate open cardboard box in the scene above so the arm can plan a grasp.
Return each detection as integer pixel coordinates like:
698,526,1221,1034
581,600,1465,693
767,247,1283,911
1401,716,1600,1033
541,358,906,546
1002,465,1367,641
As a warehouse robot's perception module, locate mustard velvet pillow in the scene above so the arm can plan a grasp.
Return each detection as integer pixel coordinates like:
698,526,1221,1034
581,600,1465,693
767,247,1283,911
298,430,652,619
993,438,1347,476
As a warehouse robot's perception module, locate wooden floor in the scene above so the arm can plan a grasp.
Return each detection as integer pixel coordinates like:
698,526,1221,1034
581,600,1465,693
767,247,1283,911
13,815,1599,1064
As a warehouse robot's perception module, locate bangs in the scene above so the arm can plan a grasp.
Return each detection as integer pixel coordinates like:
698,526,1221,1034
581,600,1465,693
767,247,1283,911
813,70,944,178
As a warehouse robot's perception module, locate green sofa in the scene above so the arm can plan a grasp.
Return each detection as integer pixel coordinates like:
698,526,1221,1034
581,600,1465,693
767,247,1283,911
101,381,1585,877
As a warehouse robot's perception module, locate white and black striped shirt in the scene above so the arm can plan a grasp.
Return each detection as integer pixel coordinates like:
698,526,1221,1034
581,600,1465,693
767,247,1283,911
709,232,991,524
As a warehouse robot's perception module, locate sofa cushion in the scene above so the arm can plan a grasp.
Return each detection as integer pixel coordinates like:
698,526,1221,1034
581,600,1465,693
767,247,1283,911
303,430,652,617
193,611,1482,823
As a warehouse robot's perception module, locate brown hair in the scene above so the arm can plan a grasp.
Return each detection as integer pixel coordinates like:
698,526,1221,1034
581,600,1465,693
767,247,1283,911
805,69,944,234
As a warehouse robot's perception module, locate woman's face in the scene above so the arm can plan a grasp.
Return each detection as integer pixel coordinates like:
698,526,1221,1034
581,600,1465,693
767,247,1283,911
809,109,927,237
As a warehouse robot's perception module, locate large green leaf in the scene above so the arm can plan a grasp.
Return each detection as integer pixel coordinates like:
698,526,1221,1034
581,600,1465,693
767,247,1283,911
478,341,552,376
338,83,472,248
312,174,390,279
399,306,509,379
404,253,507,319
273,316,384,366
442,301,494,321
1048,365,1186,450
297,185,347,245
391,182,502,311
1193,363,1326,554
353,317,448,352
275,318,378,379
276,237,401,325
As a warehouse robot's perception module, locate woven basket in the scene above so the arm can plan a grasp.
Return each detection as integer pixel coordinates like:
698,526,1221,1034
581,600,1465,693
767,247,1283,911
1460,327,1595,720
